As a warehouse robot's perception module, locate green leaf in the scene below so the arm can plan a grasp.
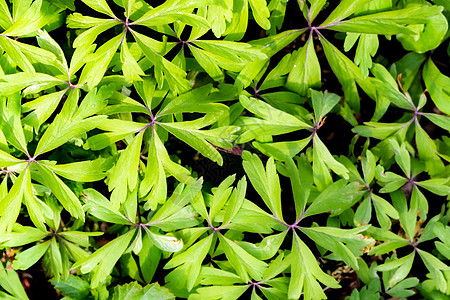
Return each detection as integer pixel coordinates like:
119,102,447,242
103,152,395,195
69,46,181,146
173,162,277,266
320,36,362,112
78,34,122,89
311,90,341,121
22,90,66,129
165,235,213,291
362,149,376,184
121,38,145,83
308,0,327,23
377,252,415,288
207,174,235,221
235,231,287,260
36,164,85,221
0,150,23,167
150,179,203,224
320,0,372,27
59,231,103,248
397,5,448,53
253,138,310,161
152,129,195,185
237,95,310,143
249,0,270,30
190,285,248,300
12,241,50,270
415,121,444,175
34,91,108,156
289,232,340,300
304,180,364,217
81,0,116,17
416,178,450,196
43,157,111,182
0,93,29,155
160,122,224,166
72,229,135,288
0,224,48,247
189,46,224,82
285,35,320,95
423,58,450,115
0,36,34,74
372,194,399,228
0,168,27,233
218,233,268,282
302,225,372,270
221,176,247,226
417,249,450,293
83,188,133,225
133,31,190,94
423,113,450,132
352,122,409,140
0,261,29,300
144,227,183,252
313,135,349,182
354,196,372,228
329,5,441,35
242,151,284,221
197,267,244,286
109,132,144,208
50,275,90,299
111,281,175,300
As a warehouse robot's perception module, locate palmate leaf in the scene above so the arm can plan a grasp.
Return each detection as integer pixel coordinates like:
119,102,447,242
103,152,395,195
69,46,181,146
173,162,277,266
304,180,364,218
320,0,373,27
111,281,175,300
165,235,214,292
0,261,29,300
42,157,112,182
342,0,391,78
0,168,29,233
313,135,349,189
68,0,208,90
200,0,270,39
285,34,321,95
0,72,63,96
289,232,340,300
35,164,84,221
301,225,373,270
329,5,443,35
34,87,109,157
235,231,287,260
423,58,450,115
237,95,310,143
235,29,304,90
108,131,144,209
190,285,248,300
160,122,237,166
218,234,268,282
82,188,133,225
0,93,30,155
242,151,283,222
72,229,136,288
320,36,362,112
396,3,448,54
77,34,122,89
0,0,63,74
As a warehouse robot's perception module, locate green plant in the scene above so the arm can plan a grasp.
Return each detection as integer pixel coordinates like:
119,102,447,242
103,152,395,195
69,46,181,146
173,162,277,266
0,0,449,299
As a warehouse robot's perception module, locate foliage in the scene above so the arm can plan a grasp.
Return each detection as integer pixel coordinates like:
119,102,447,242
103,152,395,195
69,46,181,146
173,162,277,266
0,0,449,299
